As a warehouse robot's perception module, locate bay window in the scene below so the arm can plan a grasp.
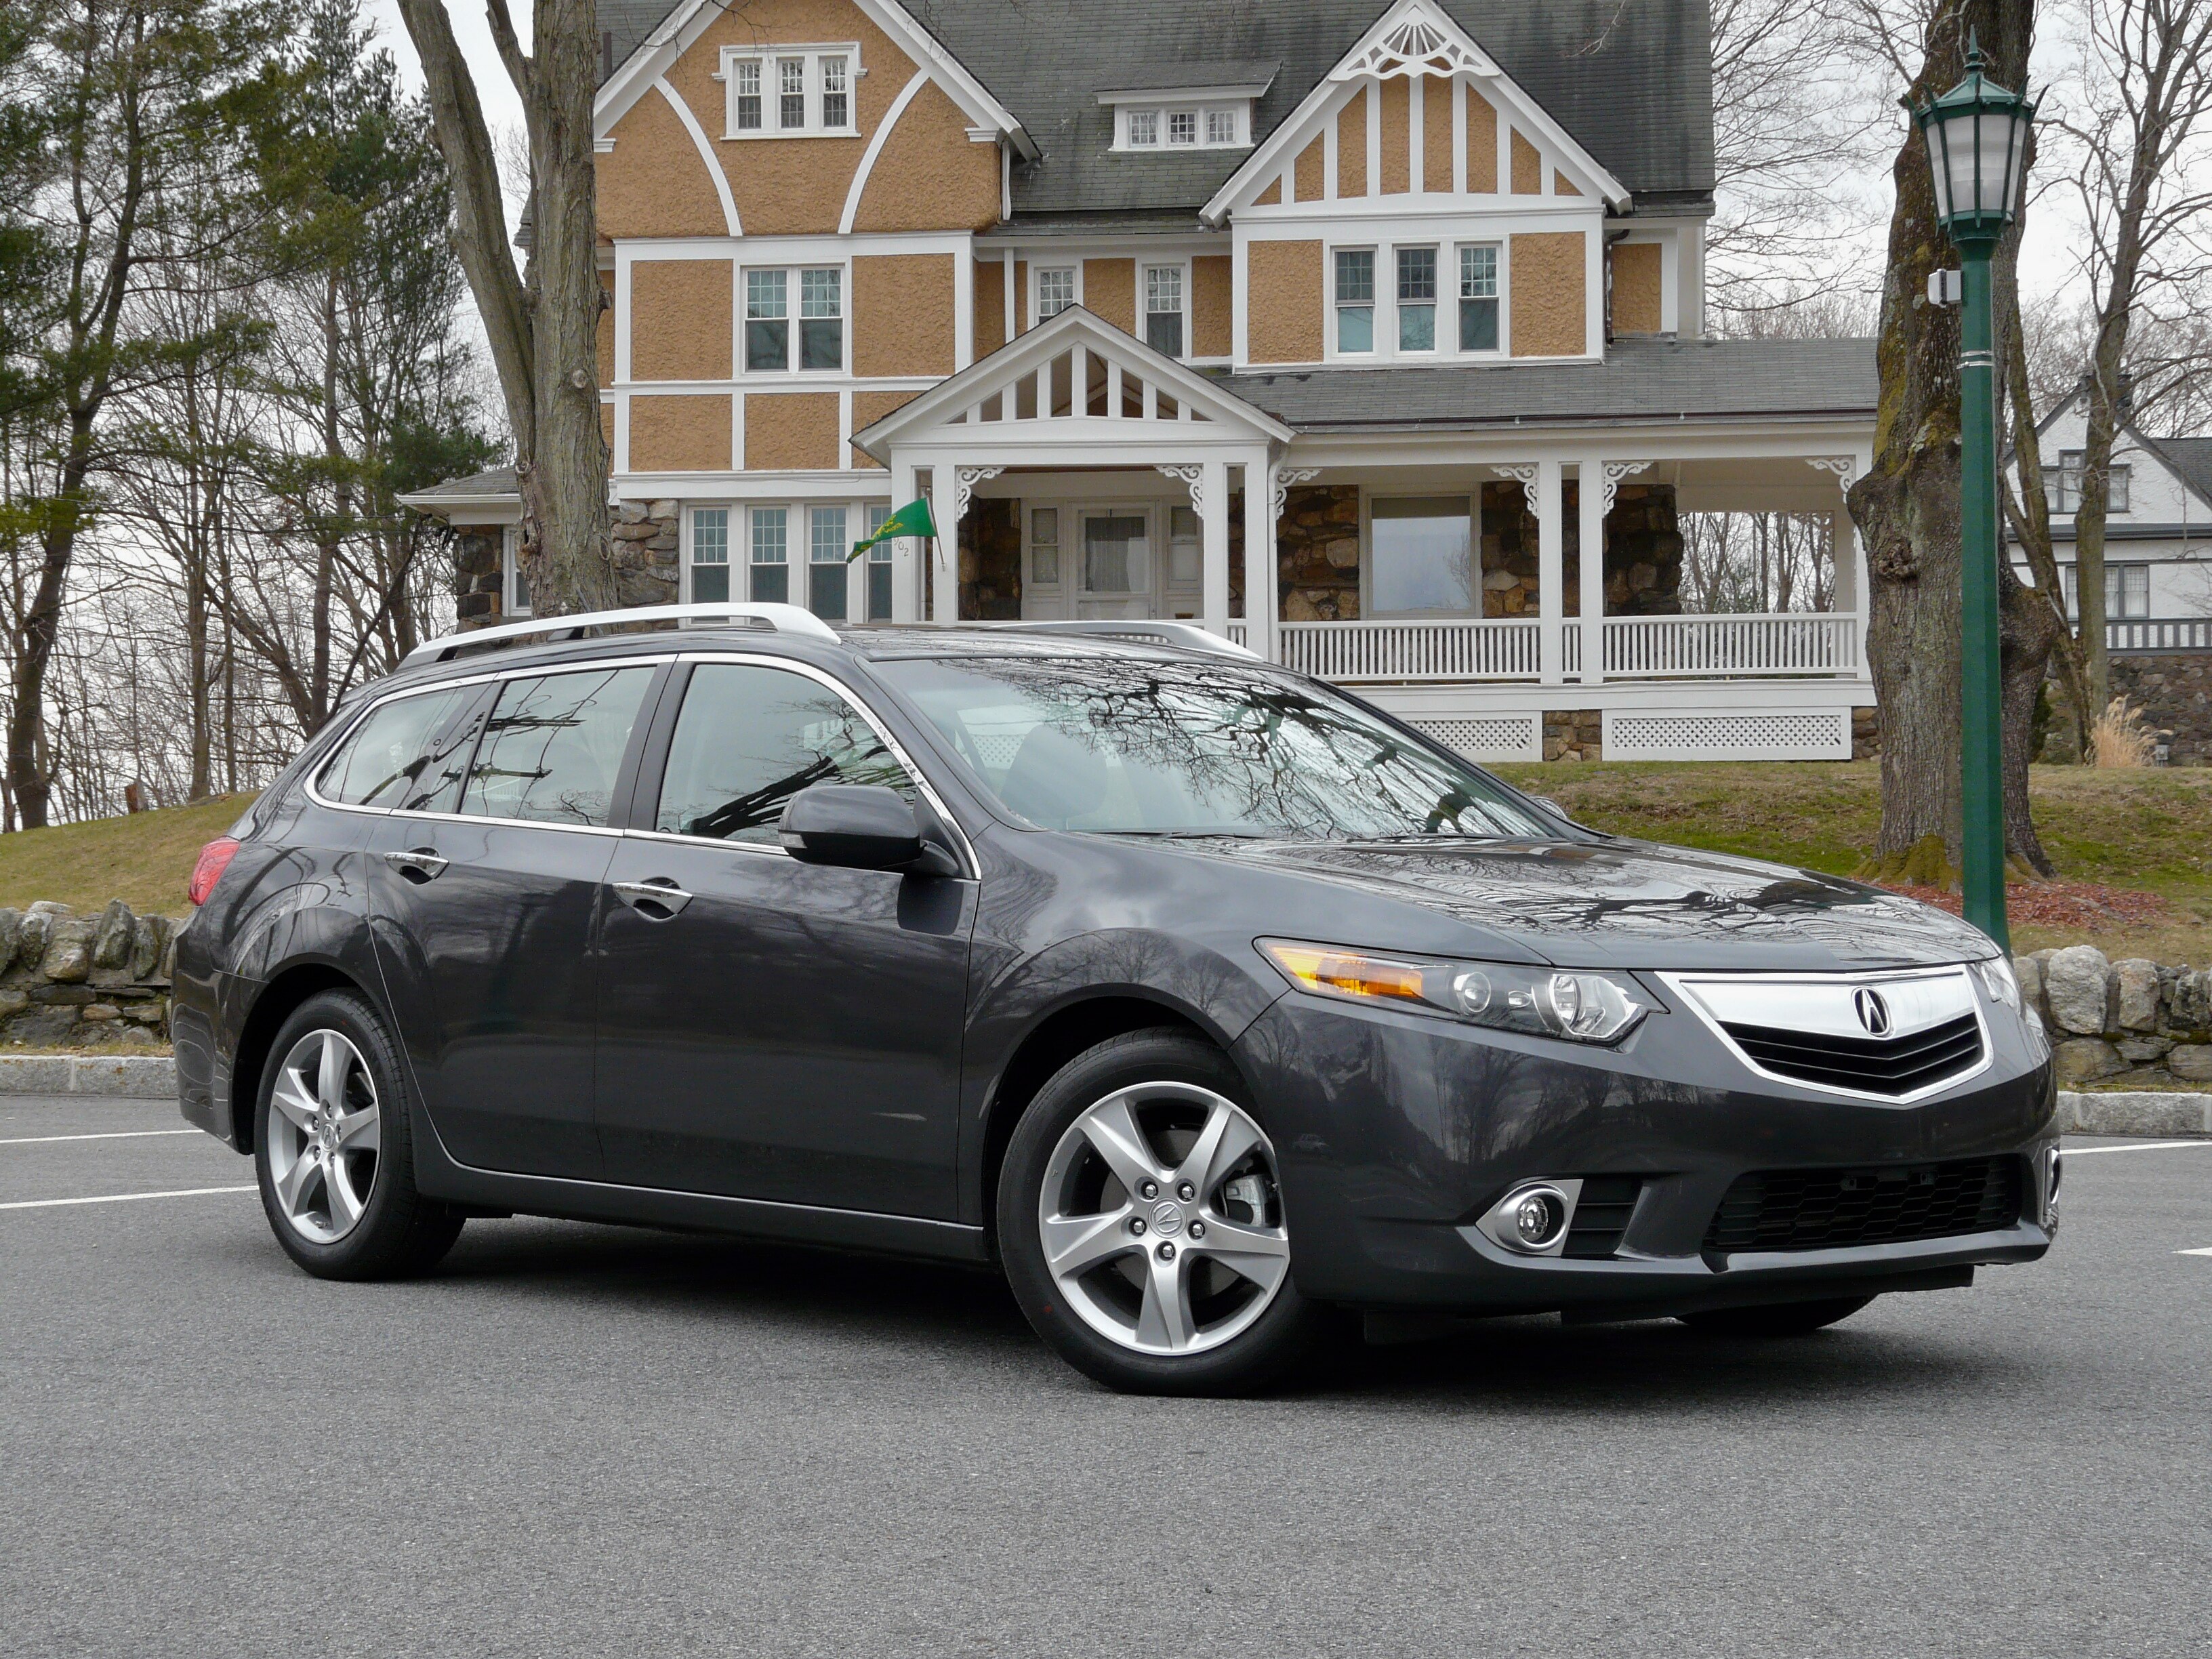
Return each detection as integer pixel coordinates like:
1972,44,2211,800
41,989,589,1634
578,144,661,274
808,506,848,621
689,508,730,602
750,507,789,602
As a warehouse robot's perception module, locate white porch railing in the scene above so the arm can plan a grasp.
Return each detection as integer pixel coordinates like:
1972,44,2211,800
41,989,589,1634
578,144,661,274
2108,617,2212,653
1274,617,1540,682
1600,613,1862,678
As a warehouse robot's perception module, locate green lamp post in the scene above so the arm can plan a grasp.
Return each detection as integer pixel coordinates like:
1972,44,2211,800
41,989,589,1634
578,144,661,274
1911,34,2036,951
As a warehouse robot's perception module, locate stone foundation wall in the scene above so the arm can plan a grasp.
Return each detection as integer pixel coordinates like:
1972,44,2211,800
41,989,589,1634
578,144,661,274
1478,482,1683,619
2017,946,2212,1090
1278,485,1363,621
0,902,175,1048
1542,710,1603,761
455,508,680,635
2108,652,2212,766
453,526,503,630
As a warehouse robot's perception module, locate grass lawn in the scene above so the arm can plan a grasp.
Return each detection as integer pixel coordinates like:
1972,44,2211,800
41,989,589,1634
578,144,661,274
0,794,253,918
0,766,2205,964
1490,760,2212,966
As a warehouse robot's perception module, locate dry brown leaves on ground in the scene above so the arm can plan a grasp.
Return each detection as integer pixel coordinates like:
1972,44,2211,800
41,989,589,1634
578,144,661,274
1880,880,2173,933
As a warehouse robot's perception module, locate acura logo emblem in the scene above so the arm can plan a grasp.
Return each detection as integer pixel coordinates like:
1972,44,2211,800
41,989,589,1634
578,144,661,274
1853,988,1892,1036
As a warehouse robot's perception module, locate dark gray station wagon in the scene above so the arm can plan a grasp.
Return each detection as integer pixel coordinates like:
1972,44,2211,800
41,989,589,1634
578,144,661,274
175,603,2058,1393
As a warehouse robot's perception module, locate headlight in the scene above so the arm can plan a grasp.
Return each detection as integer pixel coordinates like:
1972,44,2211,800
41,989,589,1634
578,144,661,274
1258,939,1651,1044
1969,956,2020,1010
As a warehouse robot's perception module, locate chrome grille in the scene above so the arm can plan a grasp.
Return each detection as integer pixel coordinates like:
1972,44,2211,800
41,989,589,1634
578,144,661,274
1663,966,1992,1102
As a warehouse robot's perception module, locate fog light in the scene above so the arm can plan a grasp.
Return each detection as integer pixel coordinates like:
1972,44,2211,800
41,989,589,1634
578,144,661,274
1514,1189,1566,1248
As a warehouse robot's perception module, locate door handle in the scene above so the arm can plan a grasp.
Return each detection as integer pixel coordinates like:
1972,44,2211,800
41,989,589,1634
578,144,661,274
383,848,449,881
613,878,694,917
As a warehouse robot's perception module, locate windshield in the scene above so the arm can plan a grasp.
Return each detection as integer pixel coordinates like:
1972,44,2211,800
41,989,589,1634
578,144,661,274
872,655,1555,841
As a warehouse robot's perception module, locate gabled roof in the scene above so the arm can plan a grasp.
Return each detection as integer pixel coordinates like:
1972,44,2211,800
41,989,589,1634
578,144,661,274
597,0,1713,220
2015,379,2212,516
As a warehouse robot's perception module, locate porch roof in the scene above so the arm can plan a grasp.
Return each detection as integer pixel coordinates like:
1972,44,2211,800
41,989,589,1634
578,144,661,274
1214,337,1879,434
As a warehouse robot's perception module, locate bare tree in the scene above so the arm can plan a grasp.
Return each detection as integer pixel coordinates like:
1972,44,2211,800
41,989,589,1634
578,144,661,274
2048,0,2212,718
395,0,613,618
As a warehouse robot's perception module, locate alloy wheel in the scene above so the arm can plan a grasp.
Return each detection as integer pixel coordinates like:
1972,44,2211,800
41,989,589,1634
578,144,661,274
265,1029,382,1245
1036,1081,1290,1356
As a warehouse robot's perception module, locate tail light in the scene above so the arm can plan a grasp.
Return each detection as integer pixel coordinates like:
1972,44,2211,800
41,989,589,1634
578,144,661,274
188,838,241,906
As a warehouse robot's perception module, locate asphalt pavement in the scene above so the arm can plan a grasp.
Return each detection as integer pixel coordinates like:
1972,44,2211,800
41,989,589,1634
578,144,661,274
4,1092,2209,1658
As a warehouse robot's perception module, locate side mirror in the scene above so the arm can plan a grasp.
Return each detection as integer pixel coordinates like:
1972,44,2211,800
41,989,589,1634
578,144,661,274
778,783,962,876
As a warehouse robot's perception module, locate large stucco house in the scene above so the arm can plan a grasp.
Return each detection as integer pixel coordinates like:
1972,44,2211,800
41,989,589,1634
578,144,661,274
402,0,1888,763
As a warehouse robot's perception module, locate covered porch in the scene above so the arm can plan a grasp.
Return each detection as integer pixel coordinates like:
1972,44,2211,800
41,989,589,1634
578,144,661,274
853,313,1877,762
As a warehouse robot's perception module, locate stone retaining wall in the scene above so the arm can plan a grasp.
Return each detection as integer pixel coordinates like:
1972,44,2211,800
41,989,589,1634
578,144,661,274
2015,945,2211,1090
0,902,175,1048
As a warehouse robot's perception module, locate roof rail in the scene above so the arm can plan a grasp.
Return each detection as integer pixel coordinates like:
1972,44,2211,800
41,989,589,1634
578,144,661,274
401,602,838,668
977,620,1261,659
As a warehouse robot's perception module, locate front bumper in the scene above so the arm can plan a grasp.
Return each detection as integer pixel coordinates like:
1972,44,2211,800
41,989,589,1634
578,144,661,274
1232,985,2058,1319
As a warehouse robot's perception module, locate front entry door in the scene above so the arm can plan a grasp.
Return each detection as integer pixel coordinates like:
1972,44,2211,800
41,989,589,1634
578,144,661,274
1078,509,1153,619
592,658,975,1218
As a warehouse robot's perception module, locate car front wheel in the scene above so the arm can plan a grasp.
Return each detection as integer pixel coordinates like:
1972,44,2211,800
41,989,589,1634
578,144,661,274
255,989,463,1280
998,1029,1330,1395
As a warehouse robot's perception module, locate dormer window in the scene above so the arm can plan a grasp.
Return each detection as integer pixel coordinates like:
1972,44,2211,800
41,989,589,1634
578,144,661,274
1128,110,1160,146
1100,68,1273,152
1113,101,1248,149
721,45,860,138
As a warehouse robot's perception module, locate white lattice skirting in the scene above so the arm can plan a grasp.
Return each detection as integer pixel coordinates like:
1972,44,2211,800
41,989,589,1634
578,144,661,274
1604,710,1852,762
1406,714,1543,762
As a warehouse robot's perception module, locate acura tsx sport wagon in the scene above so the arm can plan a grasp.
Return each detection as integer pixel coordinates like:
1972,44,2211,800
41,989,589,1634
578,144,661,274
173,603,2058,1393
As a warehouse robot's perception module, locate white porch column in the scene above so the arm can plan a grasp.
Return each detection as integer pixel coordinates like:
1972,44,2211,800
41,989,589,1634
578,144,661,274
1243,456,1275,659
888,456,920,622
1536,458,1565,685
1201,457,1230,634
1577,459,1607,684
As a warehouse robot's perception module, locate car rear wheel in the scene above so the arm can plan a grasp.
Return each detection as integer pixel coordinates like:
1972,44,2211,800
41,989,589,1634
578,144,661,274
998,1029,1331,1395
1678,1294,1876,1336
255,990,463,1280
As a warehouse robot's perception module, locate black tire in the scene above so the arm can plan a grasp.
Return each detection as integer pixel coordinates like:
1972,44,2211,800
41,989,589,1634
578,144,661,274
1679,1294,1876,1336
997,1028,1333,1395
253,989,463,1280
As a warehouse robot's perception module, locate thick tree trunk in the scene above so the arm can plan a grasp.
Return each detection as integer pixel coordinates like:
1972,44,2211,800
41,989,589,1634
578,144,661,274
397,0,615,618
1849,1,2036,887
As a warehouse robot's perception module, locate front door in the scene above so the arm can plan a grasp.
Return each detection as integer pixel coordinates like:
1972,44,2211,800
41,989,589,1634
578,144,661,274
592,657,975,1218
363,661,662,1179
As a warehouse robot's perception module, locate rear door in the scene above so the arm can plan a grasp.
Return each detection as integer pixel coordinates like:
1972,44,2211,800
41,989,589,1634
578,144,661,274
592,655,975,1217
361,660,664,1179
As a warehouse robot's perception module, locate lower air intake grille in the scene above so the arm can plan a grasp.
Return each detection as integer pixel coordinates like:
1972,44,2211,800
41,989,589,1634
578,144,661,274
1562,1176,1642,1259
1721,1011,1984,1098
1703,1157,2024,1254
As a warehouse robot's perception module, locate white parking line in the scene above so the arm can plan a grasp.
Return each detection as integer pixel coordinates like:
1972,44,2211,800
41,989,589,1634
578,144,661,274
2063,1140,2212,1156
0,1129,201,1147
2179,1248,2212,1258
0,1185,255,1212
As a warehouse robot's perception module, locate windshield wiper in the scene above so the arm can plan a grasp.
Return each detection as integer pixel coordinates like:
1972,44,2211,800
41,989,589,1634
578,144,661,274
1091,826,1277,840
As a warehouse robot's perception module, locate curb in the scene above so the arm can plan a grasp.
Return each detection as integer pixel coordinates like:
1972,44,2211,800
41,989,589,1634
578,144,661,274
2059,1090,2212,1138
0,1053,178,1099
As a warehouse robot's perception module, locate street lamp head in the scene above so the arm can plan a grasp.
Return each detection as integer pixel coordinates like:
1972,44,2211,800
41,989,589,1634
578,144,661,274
1910,30,2037,249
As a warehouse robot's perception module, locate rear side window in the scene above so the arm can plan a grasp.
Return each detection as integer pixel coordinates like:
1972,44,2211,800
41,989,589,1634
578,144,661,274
319,688,472,809
461,666,657,827
655,663,912,844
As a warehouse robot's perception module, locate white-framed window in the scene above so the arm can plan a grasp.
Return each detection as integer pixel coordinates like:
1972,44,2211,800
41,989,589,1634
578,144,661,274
2045,451,2131,514
1334,248,1376,354
500,524,532,617
1028,506,1062,588
808,505,848,621
750,506,790,602
1397,247,1438,353
1036,266,1077,319
1369,495,1478,617
865,504,893,621
2063,561,2150,620
689,507,731,602
1144,264,1185,359
720,45,859,138
1111,102,1247,150
1167,504,1201,589
1458,244,1500,352
743,265,843,372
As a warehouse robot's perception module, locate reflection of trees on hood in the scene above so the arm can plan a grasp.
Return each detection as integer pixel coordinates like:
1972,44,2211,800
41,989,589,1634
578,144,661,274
953,659,1527,839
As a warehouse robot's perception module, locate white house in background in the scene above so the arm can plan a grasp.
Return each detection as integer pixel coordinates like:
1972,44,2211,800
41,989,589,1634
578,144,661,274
403,0,1881,764
2011,385,2212,653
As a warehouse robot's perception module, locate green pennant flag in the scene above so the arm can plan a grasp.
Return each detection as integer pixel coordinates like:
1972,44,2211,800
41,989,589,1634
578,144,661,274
848,497,938,562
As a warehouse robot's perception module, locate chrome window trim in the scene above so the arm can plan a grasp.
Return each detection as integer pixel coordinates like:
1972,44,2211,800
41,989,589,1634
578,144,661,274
647,651,979,879
1657,964,1994,1105
302,656,677,824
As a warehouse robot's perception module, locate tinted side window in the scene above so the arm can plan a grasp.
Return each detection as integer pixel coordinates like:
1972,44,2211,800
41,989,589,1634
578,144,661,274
655,663,913,844
394,684,495,814
461,666,657,827
319,688,468,808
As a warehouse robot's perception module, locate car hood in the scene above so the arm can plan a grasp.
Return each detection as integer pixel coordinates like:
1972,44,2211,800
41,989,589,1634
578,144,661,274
1200,835,1995,972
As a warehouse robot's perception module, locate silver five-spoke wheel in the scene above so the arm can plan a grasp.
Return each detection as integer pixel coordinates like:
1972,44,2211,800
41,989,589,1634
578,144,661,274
1037,1080,1290,1356
265,1029,382,1245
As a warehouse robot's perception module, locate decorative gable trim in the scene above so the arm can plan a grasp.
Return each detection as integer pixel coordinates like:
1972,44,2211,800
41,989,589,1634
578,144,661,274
1201,0,1629,223
594,0,1035,159
851,304,1292,461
